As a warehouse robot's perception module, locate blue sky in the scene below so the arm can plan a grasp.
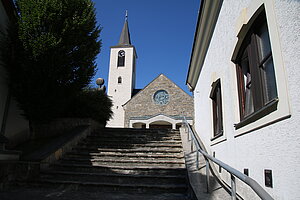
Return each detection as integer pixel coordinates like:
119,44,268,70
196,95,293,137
92,0,200,94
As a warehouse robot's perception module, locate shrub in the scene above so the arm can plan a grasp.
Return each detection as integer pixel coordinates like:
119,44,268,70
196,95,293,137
64,88,113,125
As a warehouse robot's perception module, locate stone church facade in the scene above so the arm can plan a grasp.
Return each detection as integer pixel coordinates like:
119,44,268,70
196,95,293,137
123,74,193,129
106,14,193,129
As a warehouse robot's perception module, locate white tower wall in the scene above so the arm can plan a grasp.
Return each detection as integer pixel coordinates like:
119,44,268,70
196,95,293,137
107,47,136,127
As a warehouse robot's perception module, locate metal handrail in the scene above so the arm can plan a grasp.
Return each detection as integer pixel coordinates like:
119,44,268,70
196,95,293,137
182,116,274,200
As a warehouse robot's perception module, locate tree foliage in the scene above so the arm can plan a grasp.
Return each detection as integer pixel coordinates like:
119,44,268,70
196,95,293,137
65,88,113,125
0,0,101,122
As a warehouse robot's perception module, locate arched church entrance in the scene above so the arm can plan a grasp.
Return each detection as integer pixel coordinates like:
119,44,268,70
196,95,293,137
176,123,183,130
132,122,146,129
149,121,172,129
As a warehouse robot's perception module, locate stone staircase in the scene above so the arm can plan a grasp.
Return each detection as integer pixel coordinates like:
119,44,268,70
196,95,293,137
37,128,194,199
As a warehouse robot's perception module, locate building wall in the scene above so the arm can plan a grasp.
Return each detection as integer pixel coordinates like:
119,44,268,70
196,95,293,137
192,0,300,199
0,1,9,133
0,0,29,147
107,46,136,127
124,74,194,128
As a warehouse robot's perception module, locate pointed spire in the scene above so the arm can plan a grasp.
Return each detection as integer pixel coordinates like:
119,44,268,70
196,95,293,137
118,10,131,45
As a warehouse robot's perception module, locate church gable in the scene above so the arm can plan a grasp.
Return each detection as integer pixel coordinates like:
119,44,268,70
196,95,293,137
123,74,194,128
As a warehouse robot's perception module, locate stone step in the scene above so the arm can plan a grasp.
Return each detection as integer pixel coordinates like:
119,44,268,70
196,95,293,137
66,151,184,159
89,130,180,136
72,147,183,153
51,163,187,176
94,129,179,133
32,128,190,198
59,159,185,168
60,157,185,165
40,170,187,185
77,142,183,149
86,135,182,141
66,152,184,160
83,138,182,144
82,138,182,144
37,179,188,194
93,128,179,135
79,140,182,147
92,132,180,137
35,179,188,194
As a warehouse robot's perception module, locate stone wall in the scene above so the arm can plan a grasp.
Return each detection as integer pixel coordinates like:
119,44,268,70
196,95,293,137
123,74,194,127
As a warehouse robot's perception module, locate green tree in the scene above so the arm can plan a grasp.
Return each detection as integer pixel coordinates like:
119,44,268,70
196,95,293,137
1,0,101,122
65,88,113,125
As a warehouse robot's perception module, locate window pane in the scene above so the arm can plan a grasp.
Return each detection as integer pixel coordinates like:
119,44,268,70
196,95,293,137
216,87,221,134
261,56,277,102
256,22,271,62
211,80,223,137
118,50,125,66
118,77,122,84
244,73,254,116
240,50,254,116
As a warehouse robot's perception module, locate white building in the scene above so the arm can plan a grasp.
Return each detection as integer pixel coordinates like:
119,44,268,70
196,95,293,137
186,0,300,199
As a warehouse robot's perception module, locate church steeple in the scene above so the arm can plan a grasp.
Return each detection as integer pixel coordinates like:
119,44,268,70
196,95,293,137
118,11,131,45
107,11,137,127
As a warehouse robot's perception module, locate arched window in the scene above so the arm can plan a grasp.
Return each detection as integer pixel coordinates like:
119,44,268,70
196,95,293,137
210,79,223,137
117,50,125,67
118,76,122,84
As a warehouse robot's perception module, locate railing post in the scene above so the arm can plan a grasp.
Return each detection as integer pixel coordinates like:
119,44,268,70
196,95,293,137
191,138,193,151
205,159,210,193
196,150,199,170
231,174,236,200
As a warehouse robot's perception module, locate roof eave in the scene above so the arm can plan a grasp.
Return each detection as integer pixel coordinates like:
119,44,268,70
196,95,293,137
186,0,223,91
110,45,138,59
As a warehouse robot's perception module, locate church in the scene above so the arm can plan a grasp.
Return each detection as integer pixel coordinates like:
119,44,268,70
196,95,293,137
106,15,193,129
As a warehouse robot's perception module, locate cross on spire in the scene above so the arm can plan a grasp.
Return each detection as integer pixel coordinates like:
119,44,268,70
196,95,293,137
118,10,131,45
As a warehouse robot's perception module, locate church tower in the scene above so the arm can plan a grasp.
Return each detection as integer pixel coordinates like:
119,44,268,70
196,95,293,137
107,13,137,127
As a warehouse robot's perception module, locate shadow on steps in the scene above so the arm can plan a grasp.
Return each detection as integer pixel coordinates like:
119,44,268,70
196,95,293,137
1,128,193,200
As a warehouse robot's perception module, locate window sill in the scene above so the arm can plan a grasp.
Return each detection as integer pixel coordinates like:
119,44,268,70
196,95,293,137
211,132,223,141
211,131,226,146
234,98,279,130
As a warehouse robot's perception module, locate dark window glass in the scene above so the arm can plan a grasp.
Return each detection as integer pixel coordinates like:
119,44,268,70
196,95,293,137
240,48,254,117
210,79,223,137
118,50,125,67
235,11,277,121
256,22,277,103
118,76,122,84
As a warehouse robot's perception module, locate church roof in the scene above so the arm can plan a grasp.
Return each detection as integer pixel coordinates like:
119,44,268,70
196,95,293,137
118,13,131,45
132,89,142,97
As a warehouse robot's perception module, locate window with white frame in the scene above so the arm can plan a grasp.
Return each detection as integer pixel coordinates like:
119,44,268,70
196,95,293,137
234,9,278,129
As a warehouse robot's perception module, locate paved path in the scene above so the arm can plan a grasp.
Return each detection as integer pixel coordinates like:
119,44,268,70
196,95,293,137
180,128,231,200
0,186,187,200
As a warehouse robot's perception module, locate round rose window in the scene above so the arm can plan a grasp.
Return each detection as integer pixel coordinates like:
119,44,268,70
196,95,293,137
153,90,169,105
